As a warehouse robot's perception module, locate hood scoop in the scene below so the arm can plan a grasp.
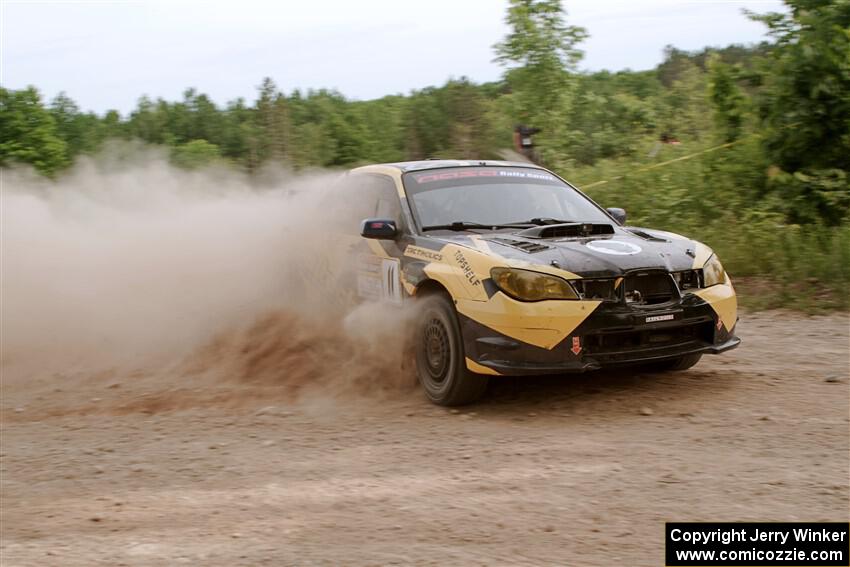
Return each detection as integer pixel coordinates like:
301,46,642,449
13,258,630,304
516,223,615,240
626,228,669,242
490,237,552,253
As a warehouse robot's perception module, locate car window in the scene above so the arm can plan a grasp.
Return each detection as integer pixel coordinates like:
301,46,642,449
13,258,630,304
375,188,401,220
402,167,609,228
342,173,402,227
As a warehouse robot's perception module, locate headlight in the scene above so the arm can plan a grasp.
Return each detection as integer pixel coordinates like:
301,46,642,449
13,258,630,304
702,254,726,287
490,267,578,301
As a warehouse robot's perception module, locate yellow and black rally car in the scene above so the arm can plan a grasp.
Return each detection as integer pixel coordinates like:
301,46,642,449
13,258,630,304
346,160,739,406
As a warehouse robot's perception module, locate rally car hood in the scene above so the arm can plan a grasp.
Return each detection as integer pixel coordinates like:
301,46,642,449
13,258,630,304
429,225,704,277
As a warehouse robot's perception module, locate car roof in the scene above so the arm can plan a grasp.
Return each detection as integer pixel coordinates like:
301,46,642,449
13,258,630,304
351,159,547,174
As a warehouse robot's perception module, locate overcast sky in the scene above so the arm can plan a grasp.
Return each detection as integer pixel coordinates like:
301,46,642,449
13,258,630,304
1,0,786,114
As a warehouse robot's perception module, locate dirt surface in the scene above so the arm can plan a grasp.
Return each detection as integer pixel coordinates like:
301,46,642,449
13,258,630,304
2,310,849,566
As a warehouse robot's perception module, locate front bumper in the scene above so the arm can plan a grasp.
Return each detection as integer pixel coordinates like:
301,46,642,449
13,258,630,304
460,292,740,376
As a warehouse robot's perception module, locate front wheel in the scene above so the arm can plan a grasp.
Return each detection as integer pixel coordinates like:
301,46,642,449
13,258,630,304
414,294,488,406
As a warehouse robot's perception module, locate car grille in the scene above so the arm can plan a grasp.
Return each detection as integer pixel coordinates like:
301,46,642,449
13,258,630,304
624,271,677,305
573,278,619,301
671,269,702,291
575,270,703,303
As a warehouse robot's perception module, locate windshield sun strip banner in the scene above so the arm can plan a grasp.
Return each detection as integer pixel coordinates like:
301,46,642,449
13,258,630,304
406,167,559,187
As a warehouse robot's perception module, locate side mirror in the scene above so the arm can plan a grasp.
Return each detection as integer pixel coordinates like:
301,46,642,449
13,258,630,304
360,218,398,240
606,207,627,225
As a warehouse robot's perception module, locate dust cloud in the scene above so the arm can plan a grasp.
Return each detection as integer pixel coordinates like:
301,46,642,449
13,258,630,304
1,146,413,398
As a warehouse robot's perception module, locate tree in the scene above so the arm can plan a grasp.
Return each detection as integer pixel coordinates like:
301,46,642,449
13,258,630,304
404,87,450,159
254,77,291,163
444,78,490,158
170,139,222,169
127,95,168,144
658,63,712,142
356,95,406,163
101,109,126,140
747,0,850,224
0,86,69,176
707,55,746,142
748,0,850,172
220,98,251,162
50,92,85,158
657,46,694,88
493,0,588,122
185,90,223,145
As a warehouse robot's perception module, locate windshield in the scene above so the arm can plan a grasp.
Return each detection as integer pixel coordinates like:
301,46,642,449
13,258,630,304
402,167,610,230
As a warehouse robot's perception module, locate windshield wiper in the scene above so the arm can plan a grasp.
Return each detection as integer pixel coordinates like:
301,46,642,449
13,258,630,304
421,221,532,232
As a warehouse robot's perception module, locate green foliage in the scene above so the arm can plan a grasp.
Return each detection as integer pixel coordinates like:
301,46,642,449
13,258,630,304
0,86,69,176
659,64,712,142
170,139,223,169
707,55,747,142
253,78,292,165
717,222,850,311
355,95,406,164
748,0,850,173
49,92,105,159
743,0,850,227
768,168,850,225
0,43,765,176
402,79,496,160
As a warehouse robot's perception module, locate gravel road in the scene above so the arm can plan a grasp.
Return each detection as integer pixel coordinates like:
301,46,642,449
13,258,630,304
2,311,848,566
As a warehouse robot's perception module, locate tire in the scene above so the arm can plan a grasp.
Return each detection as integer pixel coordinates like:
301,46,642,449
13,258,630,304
414,294,488,406
650,353,703,372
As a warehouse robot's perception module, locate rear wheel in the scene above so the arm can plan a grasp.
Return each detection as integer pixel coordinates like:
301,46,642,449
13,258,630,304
415,294,488,406
650,353,703,372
